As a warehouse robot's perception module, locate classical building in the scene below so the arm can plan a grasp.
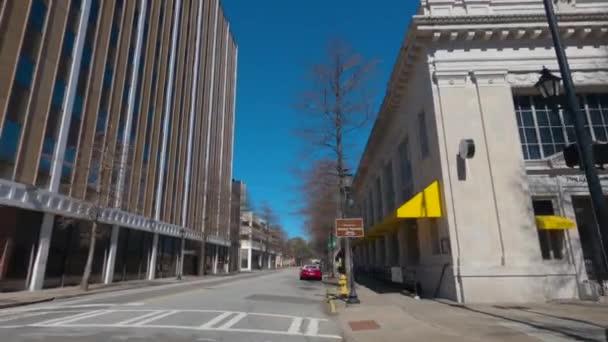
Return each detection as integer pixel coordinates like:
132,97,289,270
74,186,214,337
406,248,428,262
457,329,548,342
239,211,283,271
353,0,608,303
0,0,237,291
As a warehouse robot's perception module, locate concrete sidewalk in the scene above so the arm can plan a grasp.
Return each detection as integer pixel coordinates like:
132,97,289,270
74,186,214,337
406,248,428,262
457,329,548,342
332,277,608,341
0,270,273,309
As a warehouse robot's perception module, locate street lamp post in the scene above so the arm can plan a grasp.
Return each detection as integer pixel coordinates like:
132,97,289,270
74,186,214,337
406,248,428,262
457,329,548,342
538,0,608,295
340,171,360,304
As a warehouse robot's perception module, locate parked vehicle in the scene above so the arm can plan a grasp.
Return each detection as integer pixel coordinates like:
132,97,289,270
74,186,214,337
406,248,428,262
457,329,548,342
299,265,322,281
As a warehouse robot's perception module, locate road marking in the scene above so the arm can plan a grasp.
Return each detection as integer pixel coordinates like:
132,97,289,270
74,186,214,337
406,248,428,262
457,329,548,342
114,310,163,326
42,310,110,326
34,310,99,326
306,318,320,336
287,317,303,334
216,312,246,330
132,310,178,326
40,324,342,339
199,312,233,329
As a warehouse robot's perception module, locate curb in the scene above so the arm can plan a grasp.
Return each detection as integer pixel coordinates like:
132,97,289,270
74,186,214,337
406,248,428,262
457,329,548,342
0,297,56,310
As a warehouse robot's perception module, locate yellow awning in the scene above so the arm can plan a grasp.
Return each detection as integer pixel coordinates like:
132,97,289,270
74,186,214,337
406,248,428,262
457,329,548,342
535,215,576,230
359,181,443,242
397,181,442,218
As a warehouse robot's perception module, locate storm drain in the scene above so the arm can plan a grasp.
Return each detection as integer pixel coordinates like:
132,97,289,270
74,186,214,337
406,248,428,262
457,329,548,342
348,320,380,331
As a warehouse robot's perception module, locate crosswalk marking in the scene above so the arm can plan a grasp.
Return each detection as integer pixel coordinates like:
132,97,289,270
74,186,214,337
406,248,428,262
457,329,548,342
114,310,163,326
198,312,233,329
306,318,320,336
0,308,343,340
216,312,246,330
287,317,303,334
35,310,108,326
133,310,178,326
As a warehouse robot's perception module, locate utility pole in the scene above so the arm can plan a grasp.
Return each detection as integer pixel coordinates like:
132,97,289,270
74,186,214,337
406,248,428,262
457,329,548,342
542,0,608,295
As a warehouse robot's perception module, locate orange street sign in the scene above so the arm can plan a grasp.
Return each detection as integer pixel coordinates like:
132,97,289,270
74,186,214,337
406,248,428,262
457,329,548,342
335,218,364,238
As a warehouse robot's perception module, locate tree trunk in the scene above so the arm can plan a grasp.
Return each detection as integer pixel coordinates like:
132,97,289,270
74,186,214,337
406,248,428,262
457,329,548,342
81,221,98,291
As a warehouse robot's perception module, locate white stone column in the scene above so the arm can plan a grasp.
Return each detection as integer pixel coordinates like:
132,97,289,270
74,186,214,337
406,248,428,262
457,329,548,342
224,247,229,273
147,233,159,280
28,213,54,291
212,246,218,274
104,225,120,284
247,247,252,271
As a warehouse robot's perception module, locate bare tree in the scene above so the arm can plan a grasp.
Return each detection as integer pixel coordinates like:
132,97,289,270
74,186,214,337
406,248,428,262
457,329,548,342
58,127,135,291
296,37,376,277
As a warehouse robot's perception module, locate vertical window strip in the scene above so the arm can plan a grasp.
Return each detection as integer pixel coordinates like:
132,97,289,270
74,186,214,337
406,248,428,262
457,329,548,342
87,0,124,195
1,0,49,179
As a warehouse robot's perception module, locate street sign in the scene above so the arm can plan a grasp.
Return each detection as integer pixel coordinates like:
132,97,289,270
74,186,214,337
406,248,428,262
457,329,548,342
335,218,364,238
327,236,336,249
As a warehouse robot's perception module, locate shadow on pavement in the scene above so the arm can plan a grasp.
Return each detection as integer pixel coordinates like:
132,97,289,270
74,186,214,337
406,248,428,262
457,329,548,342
455,305,607,341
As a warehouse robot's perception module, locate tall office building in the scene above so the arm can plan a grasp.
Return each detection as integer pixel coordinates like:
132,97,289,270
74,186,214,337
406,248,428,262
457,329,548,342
0,0,237,291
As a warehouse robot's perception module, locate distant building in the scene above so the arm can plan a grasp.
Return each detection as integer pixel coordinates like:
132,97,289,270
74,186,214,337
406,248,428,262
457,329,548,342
0,0,237,291
239,211,283,271
353,0,608,302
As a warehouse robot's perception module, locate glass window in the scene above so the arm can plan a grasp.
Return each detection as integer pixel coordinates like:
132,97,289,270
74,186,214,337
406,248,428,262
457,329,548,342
532,199,564,260
515,93,608,160
429,220,440,255
418,111,430,159
383,162,395,212
398,139,413,202
375,177,383,221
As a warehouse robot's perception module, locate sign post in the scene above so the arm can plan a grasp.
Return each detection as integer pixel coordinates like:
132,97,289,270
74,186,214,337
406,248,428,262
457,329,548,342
335,218,363,304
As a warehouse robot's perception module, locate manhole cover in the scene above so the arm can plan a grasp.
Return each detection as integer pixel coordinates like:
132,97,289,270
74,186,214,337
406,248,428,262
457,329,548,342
348,320,380,331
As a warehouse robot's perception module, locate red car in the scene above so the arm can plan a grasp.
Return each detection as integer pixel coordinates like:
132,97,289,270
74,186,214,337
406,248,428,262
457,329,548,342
300,265,322,281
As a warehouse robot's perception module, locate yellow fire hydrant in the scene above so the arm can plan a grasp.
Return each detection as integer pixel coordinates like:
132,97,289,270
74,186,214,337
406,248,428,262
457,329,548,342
338,274,349,298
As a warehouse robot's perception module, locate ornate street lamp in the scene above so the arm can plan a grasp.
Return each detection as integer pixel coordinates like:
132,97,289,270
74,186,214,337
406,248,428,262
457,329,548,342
534,67,561,100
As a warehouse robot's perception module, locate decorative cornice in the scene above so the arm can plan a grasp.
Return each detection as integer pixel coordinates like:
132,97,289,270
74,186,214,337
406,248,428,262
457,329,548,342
414,11,608,26
507,70,608,87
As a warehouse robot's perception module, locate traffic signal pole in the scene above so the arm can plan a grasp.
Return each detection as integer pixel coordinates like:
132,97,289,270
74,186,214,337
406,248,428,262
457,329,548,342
543,0,608,294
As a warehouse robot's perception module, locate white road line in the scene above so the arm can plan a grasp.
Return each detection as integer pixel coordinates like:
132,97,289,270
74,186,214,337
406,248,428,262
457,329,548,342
0,311,51,323
0,310,83,323
306,318,320,336
34,310,98,326
114,310,162,326
44,310,110,326
198,312,233,329
287,317,303,334
42,324,343,339
132,310,178,326
216,312,246,330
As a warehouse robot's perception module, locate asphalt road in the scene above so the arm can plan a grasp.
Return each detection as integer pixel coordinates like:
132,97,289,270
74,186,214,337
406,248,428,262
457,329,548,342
0,269,342,341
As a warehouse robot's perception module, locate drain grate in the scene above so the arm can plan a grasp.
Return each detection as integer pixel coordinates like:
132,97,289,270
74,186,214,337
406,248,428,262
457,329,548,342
348,320,380,331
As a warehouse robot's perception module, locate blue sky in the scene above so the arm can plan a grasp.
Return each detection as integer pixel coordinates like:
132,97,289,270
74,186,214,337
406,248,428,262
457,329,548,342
223,1,418,238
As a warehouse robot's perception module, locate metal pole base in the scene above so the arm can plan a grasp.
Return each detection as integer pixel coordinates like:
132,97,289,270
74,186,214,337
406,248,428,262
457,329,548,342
346,295,360,304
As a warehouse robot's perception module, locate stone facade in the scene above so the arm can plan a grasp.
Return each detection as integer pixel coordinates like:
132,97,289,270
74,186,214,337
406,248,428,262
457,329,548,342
353,0,608,303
